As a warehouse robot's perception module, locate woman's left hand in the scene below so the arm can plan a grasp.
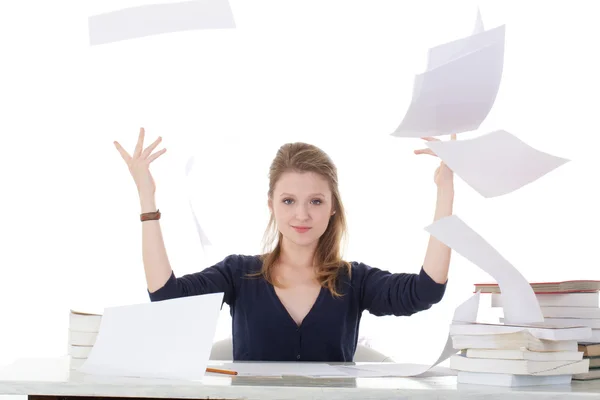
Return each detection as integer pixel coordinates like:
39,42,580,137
413,134,456,190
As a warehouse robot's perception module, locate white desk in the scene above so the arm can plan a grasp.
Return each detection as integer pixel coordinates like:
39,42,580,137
0,357,599,400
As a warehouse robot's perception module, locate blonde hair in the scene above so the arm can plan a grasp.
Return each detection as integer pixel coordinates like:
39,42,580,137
256,142,351,297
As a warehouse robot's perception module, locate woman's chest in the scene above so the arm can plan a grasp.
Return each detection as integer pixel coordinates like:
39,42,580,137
236,278,357,328
273,282,322,326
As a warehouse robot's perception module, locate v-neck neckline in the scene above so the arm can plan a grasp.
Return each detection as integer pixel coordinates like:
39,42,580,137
268,281,326,329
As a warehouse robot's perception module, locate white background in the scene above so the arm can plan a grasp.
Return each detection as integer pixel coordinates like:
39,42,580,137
1,0,599,393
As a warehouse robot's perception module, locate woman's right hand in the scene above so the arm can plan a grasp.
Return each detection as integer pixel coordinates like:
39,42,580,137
114,127,166,197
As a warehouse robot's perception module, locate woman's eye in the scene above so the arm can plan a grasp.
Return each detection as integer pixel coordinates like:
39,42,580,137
282,198,322,205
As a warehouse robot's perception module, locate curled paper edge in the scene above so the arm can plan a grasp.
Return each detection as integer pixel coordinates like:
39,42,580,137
373,211,543,377
340,293,480,377
424,214,544,324
185,156,211,249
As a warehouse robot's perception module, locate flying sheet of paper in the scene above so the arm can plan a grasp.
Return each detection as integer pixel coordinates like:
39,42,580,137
425,215,544,324
186,156,211,248
425,130,570,198
416,7,488,101
422,24,504,75
392,39,504,138
78,292,223,380
392,8,506,137
88,0,236,46
184,155,196,176
452,291,481,323
473,8,484,34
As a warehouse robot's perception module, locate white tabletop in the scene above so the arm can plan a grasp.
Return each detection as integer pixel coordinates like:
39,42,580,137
0,357,599,400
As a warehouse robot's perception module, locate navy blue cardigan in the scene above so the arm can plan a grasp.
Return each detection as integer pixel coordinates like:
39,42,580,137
148,254,446,362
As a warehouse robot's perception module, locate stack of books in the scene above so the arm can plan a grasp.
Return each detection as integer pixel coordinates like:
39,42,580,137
449,279,600,385
482,279,600,381
449,321,591,386
576,343,600,380
68,309,102,370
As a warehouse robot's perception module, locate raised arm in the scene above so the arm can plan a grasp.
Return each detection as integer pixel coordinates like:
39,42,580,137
138,192,238,304
148,254,240,305
421,185,453,284
114,128,237,305
356,263,446,316
139,191,173,293
414,134,456,284
114,127,175,292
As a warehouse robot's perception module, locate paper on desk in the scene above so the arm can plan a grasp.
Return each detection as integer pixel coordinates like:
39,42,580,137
79,292,223,380
392,37,504,138
425,130,570,198
425,215,544,324
88,0,236,46
334,363,458,378
185,156,211,248
214,295,478,379
220,362,350,377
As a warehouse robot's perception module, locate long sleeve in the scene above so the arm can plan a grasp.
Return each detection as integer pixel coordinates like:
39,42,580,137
355,262,447,316
147,254,243,306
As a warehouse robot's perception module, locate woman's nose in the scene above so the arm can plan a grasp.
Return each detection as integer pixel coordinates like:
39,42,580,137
295,204,310,220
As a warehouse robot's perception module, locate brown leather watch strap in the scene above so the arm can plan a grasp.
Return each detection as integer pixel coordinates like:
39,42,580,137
141,209,161,222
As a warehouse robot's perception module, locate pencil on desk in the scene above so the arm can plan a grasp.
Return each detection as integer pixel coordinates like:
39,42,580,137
206,367,238,376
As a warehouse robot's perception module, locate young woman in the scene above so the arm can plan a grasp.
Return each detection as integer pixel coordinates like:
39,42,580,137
114,127,455,362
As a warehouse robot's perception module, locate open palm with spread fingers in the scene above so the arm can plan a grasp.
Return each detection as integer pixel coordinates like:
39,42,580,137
114,127,167,196
414,133,456,189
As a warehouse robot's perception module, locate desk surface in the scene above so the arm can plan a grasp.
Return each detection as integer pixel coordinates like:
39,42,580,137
0,357,599,400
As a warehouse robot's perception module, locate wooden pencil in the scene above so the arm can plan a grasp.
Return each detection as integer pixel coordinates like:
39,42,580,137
206,367,238,376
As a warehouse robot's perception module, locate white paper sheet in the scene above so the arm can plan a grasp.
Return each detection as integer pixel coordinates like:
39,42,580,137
78,292,223,380
448,323,591,341
88,0,236,46
334,363,458,378
452,291,481,323
185,156,211,248
392,38,504,138
473,8,484,35
425,130,570,198
416,8,494,96
219,362,350,377
394,6,504,139
184,155,195,176
424,215,544,324
423,24,504,73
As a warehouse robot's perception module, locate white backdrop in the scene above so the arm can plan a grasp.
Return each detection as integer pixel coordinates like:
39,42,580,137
1,0,599,383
